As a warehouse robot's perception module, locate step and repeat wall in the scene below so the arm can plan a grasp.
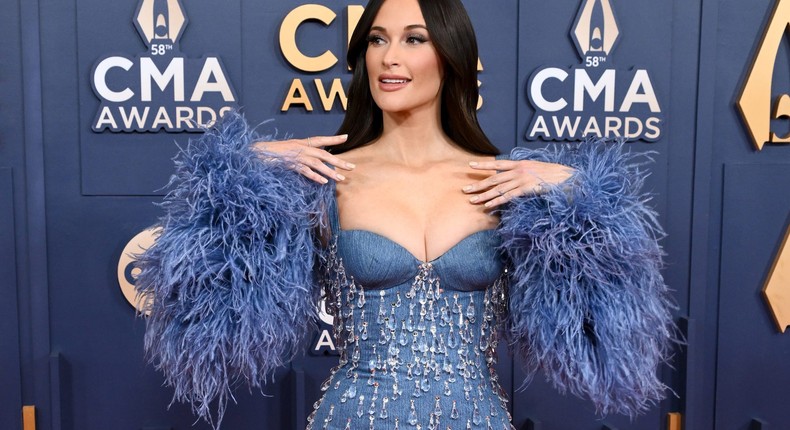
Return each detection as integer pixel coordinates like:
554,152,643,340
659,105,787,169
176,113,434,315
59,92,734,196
2,0,790,429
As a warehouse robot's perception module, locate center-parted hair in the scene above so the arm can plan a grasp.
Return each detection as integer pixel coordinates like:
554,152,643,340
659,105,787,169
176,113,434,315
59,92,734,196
332,0,499,155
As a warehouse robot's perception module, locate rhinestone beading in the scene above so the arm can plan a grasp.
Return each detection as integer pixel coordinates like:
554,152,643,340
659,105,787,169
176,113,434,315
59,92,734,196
307,240,513,430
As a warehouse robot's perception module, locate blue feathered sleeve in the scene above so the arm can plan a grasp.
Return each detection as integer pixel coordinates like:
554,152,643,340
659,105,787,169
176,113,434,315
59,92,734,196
497,140,677,417
134,111,331,427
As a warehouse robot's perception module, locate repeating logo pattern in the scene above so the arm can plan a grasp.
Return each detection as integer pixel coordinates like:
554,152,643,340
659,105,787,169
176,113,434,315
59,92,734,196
91,0,238,132
526,0,664,142
738,0,790,333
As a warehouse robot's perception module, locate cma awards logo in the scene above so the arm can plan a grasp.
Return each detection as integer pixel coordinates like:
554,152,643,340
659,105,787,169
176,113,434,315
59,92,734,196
91,0,238,132
738,0,790,151
526,0,664,142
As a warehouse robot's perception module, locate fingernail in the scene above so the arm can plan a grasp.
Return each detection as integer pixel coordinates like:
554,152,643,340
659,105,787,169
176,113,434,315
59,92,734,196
470,196,479,203
469,161,478,167
346,162,356,169
484,202,492,208
463,185,472,192
336,173,346,181
321,177,329,184
340,134,348,139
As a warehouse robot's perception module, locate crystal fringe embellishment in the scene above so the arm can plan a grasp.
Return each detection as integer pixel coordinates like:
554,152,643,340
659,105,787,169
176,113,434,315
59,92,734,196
451,400,460,419
308,238,515,429
408,399,418,426
356,395,365,418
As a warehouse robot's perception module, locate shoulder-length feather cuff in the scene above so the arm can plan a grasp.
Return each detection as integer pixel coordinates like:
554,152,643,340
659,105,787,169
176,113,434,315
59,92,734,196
497,139,678,417
134,110,330,427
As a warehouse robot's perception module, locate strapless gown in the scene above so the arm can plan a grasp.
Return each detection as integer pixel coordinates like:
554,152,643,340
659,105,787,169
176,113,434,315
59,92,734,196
306,192,514,430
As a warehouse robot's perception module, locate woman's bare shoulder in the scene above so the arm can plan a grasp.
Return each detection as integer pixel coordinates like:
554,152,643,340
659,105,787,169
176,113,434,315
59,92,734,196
339,144,367,156
338,144,392,171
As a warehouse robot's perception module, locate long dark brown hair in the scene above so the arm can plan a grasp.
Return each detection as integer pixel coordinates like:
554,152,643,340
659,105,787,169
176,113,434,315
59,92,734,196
331,0,499,155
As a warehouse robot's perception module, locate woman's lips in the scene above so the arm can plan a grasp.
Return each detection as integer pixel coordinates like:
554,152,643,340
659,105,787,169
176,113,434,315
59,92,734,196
378,76,411,91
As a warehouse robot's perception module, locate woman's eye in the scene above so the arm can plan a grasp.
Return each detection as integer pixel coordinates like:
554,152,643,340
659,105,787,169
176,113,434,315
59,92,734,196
406,35,427,44
367,35,386,45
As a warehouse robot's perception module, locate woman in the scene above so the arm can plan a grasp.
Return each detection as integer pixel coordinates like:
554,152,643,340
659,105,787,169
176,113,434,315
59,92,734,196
136,0,676,428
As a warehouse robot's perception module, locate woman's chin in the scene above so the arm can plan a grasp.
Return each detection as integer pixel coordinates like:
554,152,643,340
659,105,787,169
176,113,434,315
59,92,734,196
375,100,437,118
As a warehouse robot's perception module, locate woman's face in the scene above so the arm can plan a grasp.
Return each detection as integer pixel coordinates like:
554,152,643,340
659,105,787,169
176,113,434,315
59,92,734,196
365,0,443,117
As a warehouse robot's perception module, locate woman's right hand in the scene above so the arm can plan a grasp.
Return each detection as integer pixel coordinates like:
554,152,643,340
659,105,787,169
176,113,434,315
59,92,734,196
252,135,355,184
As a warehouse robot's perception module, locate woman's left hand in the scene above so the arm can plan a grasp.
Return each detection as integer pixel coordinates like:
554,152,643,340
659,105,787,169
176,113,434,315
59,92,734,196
463,159,575,208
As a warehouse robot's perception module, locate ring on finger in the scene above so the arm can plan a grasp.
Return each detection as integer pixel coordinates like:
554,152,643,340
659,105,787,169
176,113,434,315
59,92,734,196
306,136,312,147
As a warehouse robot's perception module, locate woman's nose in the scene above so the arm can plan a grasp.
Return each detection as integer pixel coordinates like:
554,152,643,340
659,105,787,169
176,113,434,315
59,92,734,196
382,44,400,68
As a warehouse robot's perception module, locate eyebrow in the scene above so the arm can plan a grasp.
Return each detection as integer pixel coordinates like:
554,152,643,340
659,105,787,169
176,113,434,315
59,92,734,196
370,24,428,32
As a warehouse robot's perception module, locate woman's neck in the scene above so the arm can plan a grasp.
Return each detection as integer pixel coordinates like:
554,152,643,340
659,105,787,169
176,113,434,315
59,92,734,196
377,109,456,166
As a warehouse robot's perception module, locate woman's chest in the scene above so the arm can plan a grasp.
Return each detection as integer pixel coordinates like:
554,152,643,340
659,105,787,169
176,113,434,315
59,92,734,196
335,164,498,262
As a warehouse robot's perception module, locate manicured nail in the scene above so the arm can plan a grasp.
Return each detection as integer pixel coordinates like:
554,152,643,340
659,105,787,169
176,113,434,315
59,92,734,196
484,201,492,207
462,185,472,192
470,196,479,203
346,162,356,169
340,134,349,139
336,173,346,181
469,161,478,167
321,177,329,184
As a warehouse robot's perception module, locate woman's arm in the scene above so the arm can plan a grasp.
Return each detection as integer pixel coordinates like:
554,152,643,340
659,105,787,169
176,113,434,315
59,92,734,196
478,140,679,417
134,110,333,427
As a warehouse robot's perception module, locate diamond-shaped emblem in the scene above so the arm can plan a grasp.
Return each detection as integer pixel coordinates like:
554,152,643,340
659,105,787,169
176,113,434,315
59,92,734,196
764,220,790,333
133,0,188,47
737,0,790,150
571,0,620,58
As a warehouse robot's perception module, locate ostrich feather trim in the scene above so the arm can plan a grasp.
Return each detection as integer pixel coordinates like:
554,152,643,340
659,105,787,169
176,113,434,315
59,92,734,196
498,140,678,417
134,110,330,428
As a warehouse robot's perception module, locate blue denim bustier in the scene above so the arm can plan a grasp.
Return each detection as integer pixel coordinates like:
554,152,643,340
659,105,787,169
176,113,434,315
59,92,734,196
306,188,514,430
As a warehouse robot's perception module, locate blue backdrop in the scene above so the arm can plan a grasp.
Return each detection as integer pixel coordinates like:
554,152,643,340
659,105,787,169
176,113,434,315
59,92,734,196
1,0,788,429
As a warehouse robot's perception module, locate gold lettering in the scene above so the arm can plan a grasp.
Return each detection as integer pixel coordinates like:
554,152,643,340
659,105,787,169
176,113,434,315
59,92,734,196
280,4,338,72
738,0,790,150
282,78,314,111
347,5,365,67
315,78,348,111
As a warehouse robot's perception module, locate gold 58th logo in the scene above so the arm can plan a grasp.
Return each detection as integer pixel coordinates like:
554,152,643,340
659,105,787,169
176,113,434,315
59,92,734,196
738,0,790,150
